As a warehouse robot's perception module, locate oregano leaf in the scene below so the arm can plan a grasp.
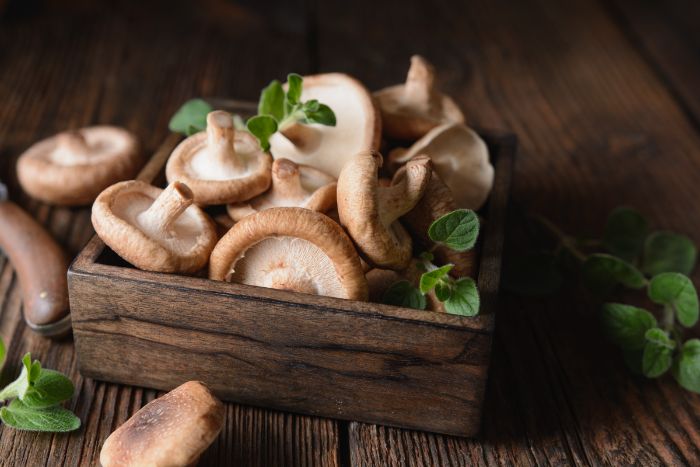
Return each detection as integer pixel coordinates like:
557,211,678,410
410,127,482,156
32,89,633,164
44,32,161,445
600,303,656,350
21,370,74,409
443,277,479,316
302,103,336,126
603,207,648,263
643,231,697,276
286,73,303,106
582,254,646,297
258,80,285,121
0,399,80,432
246,115,278,152
674,339,700,393
168,99,212,136
428,209,479,252
419,265,454,294
642,328,674,378
382,281,426,310
648,272,699,328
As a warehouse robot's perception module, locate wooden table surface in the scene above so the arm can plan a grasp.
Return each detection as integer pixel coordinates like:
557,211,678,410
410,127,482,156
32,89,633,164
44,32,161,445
1,0,700,465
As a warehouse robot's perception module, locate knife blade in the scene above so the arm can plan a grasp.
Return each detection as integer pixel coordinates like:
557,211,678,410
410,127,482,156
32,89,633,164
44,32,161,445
0,180,71,337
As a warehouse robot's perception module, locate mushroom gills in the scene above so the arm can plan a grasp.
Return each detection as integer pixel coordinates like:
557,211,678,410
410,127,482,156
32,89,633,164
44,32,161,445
227,236,345,297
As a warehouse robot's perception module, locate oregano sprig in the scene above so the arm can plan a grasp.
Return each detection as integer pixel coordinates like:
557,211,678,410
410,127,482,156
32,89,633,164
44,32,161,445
0,348,80,432
383,209,481,317
504,206,700,393
168,73,337,152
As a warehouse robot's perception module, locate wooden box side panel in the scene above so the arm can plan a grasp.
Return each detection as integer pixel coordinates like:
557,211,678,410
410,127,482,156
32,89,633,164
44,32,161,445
69,271,493,437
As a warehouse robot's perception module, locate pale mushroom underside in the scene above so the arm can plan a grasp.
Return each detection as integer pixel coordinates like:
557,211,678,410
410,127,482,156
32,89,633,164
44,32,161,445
187,135,264,180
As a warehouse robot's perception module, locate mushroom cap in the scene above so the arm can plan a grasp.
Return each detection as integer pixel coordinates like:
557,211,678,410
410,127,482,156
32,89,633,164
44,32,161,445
92,180,218,273
389,123,493,210
373,55,465,141
17,126,140,206
402,170,477,278
227,158,337,221
268,73,381,178
337,151,432,271
166,111,272,205
100,381,224,467
209,207,368,301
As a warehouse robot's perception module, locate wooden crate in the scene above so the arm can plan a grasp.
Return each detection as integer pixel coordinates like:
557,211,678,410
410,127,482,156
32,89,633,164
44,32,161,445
68,101,515,437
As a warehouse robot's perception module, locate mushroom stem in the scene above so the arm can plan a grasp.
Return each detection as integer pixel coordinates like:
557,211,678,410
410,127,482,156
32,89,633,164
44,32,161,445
138,182,194,236
269,159,307,203
279,122,321,152
404,55,436,108
52,131,92,165
206,111,245,171
378,155,432,225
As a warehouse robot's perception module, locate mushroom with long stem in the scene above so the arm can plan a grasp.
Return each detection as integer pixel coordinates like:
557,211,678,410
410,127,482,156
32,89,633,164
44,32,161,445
166,111,273,205
92,180,218,273
227,158,336,221
373,55,465,141
337,151,432,271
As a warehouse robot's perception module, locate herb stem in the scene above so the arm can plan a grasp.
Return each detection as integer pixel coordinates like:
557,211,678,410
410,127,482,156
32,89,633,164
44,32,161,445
533,215,587,262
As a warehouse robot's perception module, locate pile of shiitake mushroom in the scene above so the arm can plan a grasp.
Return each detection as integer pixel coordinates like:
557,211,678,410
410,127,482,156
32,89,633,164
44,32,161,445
82,56,493,310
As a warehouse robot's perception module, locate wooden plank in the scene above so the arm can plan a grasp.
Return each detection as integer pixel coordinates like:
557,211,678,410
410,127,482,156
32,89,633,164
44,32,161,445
314,0,700,464
0,2,343,466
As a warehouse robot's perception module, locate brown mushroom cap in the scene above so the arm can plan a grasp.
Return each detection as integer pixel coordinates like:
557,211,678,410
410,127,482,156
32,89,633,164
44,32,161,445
17,126,140,206
337,151,432,271
227,158,337,221
268,73,381,178
402,170,477,278
388,122,494,209
92,180,218,273
209,207,368,301
100,381,224,467
166,111,272,205
373,55,465,141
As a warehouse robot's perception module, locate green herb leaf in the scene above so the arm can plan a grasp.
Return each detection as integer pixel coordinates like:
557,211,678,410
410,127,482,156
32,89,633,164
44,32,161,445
601,303,657,350
419,264,454,294
286,73,303,106
434,281,452,301
648,272,699,328
642,328,675,378
258,80,285,121
674,339,700,393
428,209,480,252
303,103,337,126
582,254,646,297
603,207,648,263
502,252,563,297
0,399,80,432
382,281,427,310
168,99,212,136
246,115,278,152
21,370,74,409
642,231,697,276
0,337,5,371
443,277,480,316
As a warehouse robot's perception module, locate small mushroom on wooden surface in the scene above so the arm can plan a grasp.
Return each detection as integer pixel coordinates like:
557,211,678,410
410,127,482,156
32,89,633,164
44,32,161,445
17,126,140,206
268,73,381,178
389,123,494,210
374,55,465,141
166,111,272,205
337,151,432,271
92,180,217,273
227,158,336,221
209,207,368,301
99,381,224,467
402,170,477,278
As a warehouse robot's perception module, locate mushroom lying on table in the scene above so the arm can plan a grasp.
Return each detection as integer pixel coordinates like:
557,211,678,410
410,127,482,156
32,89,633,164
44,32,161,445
374,55,465,141
227,158,336,221
268,73,381,178
17,126,140,205
166,111,272,205
209,207,368,301
100,381,224,467
337,151,432,271
92,180,217,273
389,123,494,210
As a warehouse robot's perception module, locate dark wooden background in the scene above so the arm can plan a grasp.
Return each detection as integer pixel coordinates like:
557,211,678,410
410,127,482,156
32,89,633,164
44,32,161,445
1,0,699,465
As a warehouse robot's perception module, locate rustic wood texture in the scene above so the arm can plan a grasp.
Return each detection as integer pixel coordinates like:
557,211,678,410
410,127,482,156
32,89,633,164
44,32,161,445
1,0,700,465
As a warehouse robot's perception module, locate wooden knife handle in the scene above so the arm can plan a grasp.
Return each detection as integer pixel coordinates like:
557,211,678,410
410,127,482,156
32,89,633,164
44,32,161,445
0,200,69,328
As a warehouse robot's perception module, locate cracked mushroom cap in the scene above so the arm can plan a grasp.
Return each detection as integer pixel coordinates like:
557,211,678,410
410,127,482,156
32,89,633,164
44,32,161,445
92,180,218,273
227,158,336,221
337,151,432,271
17,126,140,206
209,207,368,301
388,122,494,210
100,381,224,467
166,111,272,205
374,55,465,141
402,170,477,278
268,73,381,178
